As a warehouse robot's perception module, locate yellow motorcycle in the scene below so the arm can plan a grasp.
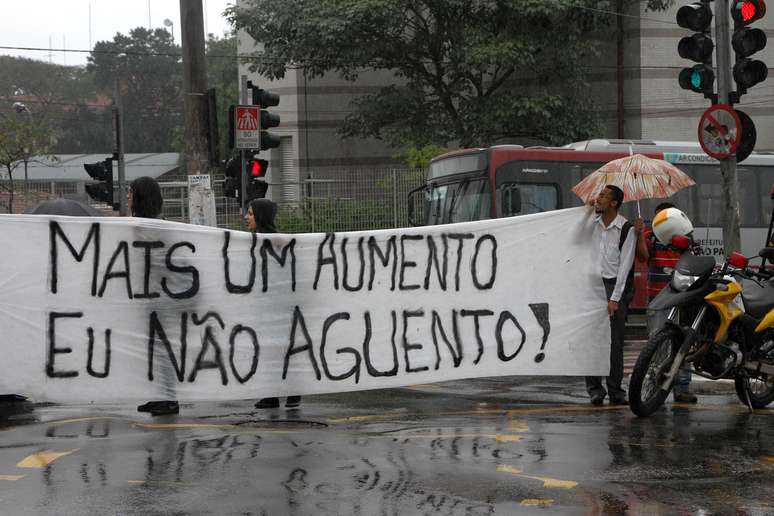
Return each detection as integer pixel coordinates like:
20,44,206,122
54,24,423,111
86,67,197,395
629,241,774,417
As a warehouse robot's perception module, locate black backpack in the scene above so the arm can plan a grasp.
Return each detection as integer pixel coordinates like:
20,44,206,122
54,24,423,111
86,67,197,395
619,220,635,293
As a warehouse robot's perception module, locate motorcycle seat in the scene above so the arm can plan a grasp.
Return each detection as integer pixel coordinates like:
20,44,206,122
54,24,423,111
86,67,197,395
741,279,774,319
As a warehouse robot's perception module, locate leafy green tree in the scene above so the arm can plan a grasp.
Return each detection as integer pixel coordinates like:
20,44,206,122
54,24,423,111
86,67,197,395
88,28,183,152
228,0,623,148
0,113,54,213
0,56,107,154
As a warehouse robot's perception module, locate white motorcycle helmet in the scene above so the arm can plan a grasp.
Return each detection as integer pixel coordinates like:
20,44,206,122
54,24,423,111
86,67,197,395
652,207,693,244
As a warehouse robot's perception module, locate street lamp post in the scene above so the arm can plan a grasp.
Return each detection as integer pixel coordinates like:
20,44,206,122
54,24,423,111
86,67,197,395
163,18,174,44
13,102,32,206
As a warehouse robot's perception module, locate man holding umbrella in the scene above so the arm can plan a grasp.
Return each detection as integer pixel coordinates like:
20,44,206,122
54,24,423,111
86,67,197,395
573,153,696,405
586,185,638,406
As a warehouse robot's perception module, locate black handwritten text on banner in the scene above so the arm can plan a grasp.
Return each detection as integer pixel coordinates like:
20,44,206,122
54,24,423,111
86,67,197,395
0,208,609,402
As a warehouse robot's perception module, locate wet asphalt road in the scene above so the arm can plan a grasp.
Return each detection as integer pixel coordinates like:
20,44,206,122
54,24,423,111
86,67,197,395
1,377,774,515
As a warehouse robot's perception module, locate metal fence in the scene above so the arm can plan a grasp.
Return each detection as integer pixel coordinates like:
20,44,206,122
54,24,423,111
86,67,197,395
159,167,425,233
1,167,426,232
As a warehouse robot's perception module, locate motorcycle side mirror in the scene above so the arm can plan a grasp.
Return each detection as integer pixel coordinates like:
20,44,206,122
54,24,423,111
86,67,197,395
671,234,690,250
728,251,748,269
759,247,774,261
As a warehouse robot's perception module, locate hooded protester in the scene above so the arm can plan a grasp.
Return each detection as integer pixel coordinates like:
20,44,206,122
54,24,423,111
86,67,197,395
245,198,302,410
128,176,163,218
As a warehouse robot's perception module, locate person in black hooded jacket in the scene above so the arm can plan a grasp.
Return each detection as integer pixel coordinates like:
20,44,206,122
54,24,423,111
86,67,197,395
246,198,302,410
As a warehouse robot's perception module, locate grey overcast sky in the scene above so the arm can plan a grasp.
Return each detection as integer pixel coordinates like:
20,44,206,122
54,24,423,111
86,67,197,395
0,0,233,66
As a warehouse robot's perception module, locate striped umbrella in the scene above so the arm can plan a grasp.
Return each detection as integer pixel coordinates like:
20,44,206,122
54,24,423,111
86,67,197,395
571,154,696,215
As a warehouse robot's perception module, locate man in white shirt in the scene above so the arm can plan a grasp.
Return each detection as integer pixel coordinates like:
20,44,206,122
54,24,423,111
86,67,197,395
586,185,638,406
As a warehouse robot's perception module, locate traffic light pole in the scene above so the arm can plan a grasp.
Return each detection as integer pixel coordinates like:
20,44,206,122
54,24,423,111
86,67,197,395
240,75,249,214
715,0,742,253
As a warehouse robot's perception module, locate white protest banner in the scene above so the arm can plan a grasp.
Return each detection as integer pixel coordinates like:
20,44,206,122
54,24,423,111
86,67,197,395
0,207,609,402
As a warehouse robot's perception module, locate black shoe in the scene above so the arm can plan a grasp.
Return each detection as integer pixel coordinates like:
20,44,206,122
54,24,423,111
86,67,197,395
609,397,629,406
286,396,301,408
138,401,179,416
590,394,605,406
255,397,279,409
674,391,698,403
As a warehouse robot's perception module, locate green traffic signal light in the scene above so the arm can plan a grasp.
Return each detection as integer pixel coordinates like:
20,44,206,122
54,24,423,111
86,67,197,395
679,65,715,93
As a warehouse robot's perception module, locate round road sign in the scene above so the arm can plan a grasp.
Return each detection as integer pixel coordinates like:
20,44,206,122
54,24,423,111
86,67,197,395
698,104,742,159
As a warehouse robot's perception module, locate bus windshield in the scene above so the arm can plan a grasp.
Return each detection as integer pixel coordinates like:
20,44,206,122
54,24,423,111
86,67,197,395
426,178,492,225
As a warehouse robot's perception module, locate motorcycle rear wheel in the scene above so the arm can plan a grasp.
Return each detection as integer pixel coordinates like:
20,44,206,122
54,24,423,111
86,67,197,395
629,327,680,417
734,374,774,409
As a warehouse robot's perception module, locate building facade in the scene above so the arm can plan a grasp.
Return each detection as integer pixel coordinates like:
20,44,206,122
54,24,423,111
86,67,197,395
236,0,774,206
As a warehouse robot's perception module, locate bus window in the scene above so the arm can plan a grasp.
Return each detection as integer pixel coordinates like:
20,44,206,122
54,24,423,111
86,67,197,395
448,178,491,223
737,168,761,226
428,184,450,225
425,178,491,224
501,183,558,216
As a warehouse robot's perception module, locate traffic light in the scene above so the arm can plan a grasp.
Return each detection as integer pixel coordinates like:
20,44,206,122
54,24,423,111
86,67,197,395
250,157,268,179
223,156,241,199
83,158,114,207
735,109,757,162
731,0,768,93
676,1,715,97
252,88,281,151
248,157,269,199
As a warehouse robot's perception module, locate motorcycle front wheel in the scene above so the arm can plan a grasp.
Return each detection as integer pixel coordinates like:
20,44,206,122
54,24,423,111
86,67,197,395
629,327,681,417
734,374,774,409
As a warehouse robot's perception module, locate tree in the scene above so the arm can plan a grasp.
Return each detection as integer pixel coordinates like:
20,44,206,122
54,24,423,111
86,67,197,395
0,112,53,213
228,0,622,149
0,56,107,154
88,28,183,152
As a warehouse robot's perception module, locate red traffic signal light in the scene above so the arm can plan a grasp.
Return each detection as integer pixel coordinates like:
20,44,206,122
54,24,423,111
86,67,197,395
251,158,269,178
732,0,766,25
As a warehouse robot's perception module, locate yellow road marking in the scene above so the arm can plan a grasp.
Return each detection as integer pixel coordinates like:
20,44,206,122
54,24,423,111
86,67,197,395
497,464,578,489
0,475,25,481
16,449,78,469
495,435,523,443
507,419,530,432
521,499,554,507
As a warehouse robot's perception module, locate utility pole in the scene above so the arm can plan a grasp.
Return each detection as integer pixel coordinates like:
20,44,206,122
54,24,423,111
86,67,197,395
180,0,216,226
113,79,126,216
715,0,741,253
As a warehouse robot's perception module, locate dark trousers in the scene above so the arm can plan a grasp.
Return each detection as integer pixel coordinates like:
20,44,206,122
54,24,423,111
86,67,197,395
586,277,632,399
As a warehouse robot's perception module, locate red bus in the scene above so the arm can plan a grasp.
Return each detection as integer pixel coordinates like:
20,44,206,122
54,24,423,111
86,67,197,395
408,139,774,309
